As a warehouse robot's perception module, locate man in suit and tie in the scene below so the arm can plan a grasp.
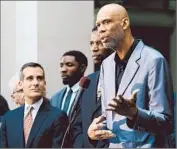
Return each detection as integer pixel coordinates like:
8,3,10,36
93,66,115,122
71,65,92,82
88,3,174,148
51,50,88,116
72,27,113,147
1,62,68,148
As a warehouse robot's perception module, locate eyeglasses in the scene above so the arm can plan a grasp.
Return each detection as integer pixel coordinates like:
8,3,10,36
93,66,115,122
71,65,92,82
13,89,23,94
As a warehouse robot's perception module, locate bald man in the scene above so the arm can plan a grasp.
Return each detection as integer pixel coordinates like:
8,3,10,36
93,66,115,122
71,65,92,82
88,3,174,148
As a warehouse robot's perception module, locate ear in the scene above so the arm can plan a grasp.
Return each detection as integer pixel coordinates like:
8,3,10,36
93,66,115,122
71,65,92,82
121,17,129,30
80,64,87,73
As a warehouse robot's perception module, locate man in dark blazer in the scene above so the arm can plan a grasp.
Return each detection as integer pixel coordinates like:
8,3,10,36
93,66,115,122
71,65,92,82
0,95,9,117
50,50,88,117
72,27,113,147
0,94,9,147
1,62,68,148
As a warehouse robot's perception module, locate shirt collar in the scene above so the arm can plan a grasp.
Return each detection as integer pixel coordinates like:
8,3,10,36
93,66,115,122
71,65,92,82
66,81,80,93
25,97,43,112
114,39,140,64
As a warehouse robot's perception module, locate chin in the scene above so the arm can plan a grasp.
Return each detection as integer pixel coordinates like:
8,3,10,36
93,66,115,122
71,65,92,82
62,79,70,85
30,93,43,99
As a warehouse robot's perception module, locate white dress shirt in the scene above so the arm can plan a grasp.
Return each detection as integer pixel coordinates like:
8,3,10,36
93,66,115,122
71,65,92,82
24,98,43,120
61,82,80,115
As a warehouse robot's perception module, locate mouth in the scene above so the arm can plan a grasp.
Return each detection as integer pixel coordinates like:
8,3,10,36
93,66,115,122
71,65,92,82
61,75,69,79
92,55,101,60
31,89,41,92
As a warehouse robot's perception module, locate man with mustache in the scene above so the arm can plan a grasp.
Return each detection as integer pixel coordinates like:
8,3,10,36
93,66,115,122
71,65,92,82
91,26,113,71
51,50,88,116
51,50,88,147
72,27,113,147
88,3,174,148
1,62,68,148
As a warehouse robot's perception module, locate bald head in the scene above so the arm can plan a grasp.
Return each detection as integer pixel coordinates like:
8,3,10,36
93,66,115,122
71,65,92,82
97,3,129,22
96,3,133,52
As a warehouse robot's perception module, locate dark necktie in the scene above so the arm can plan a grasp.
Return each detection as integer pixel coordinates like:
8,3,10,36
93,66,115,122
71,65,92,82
63,89,72,114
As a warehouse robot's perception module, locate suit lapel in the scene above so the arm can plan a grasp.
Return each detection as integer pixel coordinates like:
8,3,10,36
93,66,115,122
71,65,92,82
117,41,143,96
58,88,67,109
26,100,50,147
90,71,101,119
18,106,25,147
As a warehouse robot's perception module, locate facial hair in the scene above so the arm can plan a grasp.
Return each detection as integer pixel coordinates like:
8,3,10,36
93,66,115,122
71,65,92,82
104,24,124,52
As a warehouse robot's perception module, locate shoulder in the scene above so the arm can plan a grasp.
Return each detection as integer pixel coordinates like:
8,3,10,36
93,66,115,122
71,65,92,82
142,44,165,61
87,71,100,79
3,106,23,120
48,105,68,123
51,88,66,99
46,100,67,118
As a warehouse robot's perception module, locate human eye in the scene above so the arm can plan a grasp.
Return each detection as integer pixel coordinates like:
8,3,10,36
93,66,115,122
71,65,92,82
60,63,63,68
37,76,44,81
90,41,93,46
26,76,33,81
67,63,73,67
103,19,110,25
96,23,100,28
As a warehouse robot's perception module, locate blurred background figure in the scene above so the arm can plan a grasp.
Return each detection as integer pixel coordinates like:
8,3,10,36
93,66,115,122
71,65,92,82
9,72,24,107
0,94,9,117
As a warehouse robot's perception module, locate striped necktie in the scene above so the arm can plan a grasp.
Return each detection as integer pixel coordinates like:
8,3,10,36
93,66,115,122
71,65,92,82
24,106,33,145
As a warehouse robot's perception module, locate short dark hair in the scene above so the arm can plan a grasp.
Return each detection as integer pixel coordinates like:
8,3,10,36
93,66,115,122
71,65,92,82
62,50,88,67
92,26,97,32
20,62,45,80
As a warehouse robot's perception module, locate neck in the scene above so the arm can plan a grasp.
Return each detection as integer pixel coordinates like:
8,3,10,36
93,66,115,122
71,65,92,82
25,96,41,105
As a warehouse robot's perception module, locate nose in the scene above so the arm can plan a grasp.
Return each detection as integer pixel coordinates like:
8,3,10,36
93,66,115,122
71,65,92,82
60,65,67,73
32,78,39,86
92,43,99,52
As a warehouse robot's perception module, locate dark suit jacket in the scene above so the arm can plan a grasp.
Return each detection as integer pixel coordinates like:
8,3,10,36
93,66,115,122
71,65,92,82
0,98,68,148
51,88,67,110
0,95,9,116
72,71,109,148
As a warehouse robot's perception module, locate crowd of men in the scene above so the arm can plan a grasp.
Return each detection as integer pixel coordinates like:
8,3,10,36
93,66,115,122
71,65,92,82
0,3,175,148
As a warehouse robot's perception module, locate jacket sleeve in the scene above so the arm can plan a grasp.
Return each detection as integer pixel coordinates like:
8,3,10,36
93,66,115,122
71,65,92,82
127,57,174,135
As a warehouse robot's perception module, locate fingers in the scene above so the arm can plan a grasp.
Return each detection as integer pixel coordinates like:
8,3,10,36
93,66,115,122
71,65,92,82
92,123,106,131
131,89,140,103
93,115,106,124
93,130,116,140
106,96,124,111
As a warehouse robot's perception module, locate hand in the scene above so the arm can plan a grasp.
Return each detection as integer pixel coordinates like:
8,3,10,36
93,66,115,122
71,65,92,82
87,115,116,140
106,89,139,118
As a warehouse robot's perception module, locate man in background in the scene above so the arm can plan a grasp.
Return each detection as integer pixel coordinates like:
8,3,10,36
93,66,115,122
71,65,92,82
9,72,24,107
51,50,88,116
51,50,88,147
72,27,113,147
1,62,68,148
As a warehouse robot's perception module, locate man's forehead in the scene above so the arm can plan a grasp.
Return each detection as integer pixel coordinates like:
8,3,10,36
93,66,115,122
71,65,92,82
96,13,120,23
60,55,76,62
23,67,44,76
91,32,101,41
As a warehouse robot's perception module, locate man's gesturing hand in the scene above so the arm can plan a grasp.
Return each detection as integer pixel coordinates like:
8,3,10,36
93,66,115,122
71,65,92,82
106,89,139,118
87,115,116,140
